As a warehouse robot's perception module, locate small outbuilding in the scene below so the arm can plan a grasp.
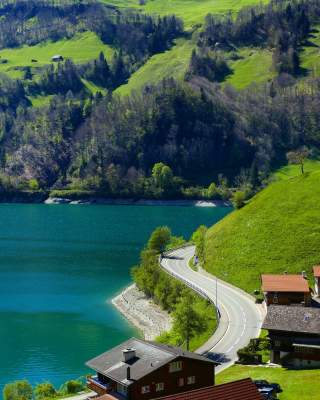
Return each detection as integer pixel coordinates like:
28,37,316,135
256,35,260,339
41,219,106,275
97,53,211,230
261,274,311,306
313,266,320,296
51,54,64,62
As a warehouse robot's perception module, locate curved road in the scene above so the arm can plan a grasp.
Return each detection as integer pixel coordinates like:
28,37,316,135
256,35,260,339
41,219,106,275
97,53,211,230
161,246,265,373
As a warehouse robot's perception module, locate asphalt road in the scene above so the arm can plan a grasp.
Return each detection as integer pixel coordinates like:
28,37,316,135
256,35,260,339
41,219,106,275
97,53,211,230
161,245,265,373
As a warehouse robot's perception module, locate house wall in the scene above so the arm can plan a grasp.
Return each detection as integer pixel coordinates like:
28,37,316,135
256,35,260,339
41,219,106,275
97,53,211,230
268,330,320,368
315,277,319,296
129,356,215,400
265,291,311,306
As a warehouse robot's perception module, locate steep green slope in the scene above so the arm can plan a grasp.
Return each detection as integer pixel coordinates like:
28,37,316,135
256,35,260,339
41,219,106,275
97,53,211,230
116,38,193,96
204,170,320,294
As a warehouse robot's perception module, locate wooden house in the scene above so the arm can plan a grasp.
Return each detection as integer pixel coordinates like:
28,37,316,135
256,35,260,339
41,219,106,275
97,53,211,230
86,338,217,400
263,305,320,368
261,274,311,306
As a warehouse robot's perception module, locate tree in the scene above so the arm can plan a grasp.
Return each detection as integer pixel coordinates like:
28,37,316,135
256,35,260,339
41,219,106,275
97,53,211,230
191,225,207,263
151,162,174,192
206,182,218,199
286,147,310,174
3,380,33,400
148,226,171,254
232,191,246,209
34,382,56,400
172,292,206,350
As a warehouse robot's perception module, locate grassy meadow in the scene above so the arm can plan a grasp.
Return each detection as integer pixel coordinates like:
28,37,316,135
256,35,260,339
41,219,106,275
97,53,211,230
0,31,114,79
216,365,320,400
204,168,320,294
101,0,268,29
116,38,194,95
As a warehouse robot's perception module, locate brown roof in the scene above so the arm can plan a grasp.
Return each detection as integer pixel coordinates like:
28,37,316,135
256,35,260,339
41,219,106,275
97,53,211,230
313,266,320,278
86,338,216,386
261,274,309,293
262,305,320,335
154,379,263,400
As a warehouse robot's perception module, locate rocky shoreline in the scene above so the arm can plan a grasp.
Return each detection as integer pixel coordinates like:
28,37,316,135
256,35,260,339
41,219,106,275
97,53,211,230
112,284,172,340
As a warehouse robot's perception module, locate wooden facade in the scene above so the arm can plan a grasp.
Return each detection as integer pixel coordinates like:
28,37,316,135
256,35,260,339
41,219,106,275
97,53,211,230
268,330,320,368
264,291,311,306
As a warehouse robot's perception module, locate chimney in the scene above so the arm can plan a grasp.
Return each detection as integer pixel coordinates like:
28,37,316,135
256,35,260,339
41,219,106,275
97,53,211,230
122,348,136,363
302,270,307,279
127,367,131,380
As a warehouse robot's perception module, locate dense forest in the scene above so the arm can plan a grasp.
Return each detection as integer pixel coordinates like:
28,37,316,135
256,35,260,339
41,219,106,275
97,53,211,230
0,0,320,199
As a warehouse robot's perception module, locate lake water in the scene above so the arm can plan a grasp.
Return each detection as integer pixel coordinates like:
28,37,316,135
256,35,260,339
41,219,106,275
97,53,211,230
0,204,230,391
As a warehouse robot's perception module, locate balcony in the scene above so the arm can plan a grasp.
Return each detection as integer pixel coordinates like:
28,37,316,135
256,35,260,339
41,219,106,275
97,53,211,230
87,376,111,395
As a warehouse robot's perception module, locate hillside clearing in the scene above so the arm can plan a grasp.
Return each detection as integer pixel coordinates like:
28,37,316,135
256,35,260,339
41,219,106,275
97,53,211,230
116,38,193,96
0,32,114,78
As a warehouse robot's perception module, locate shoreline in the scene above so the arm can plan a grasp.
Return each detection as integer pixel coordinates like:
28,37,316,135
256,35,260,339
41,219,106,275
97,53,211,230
45,197,231,207
111,284,172,340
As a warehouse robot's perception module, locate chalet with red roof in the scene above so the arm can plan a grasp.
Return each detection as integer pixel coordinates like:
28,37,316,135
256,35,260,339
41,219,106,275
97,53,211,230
261,274,311,306
313,266,320,296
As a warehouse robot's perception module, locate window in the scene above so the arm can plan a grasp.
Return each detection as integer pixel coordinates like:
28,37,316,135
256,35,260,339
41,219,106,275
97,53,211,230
156,383,164,392
169,361,182,372
178,378,184,387
141,386,150,394
187,376,196,385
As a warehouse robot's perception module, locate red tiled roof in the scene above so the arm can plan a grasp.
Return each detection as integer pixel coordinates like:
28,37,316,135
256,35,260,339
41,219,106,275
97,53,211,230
313,266,320,278
261,274,309,292
153,379,263,400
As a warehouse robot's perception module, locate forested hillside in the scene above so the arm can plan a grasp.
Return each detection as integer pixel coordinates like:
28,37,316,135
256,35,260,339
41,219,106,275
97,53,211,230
0,0,320,199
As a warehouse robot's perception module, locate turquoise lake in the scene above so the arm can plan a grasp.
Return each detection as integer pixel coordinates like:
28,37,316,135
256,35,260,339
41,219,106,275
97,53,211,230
0,204,231,391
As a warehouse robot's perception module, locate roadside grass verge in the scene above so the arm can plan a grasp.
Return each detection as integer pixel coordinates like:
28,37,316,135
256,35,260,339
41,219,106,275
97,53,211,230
204,170,320,294
216,365,320,400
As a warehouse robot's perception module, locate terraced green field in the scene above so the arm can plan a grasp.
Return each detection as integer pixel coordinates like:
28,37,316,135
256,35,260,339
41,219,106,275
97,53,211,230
0,31,114,79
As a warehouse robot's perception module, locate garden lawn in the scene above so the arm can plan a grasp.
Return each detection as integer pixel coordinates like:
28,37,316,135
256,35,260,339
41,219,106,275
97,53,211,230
204,170,320,294
216,365,320,400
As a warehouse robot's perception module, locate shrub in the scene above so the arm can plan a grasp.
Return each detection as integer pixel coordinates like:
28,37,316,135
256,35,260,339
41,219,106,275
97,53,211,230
65,380,83,394
232,191,246,209
34,382,56,399
3,380,33,400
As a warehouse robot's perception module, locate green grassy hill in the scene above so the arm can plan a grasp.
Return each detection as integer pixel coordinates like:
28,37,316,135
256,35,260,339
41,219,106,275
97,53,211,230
0,31,114,80
203,168,320,294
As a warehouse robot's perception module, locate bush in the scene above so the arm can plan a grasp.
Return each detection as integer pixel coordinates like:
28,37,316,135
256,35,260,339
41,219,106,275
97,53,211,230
232,191,246,209
3,380,33,400
34,382,56,399
65,380,83,394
